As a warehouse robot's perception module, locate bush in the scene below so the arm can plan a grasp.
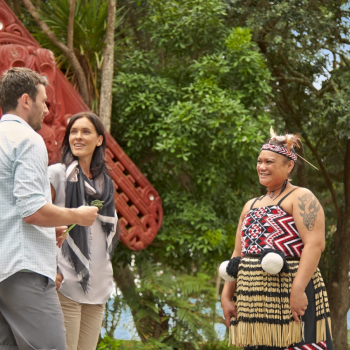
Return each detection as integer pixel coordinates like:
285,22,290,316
97,336,123,350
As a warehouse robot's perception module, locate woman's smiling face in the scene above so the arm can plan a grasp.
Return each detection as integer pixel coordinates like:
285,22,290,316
257,150,294,188
69,117,103,161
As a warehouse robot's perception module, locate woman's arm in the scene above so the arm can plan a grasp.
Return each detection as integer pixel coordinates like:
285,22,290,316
221,199,254,328
290,189,325,323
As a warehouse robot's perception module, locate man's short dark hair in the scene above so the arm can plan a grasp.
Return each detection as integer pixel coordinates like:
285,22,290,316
0,68,48,114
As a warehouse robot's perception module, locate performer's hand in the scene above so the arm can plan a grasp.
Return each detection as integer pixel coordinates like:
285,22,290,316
290,288,308,323
55,273,63,290
55,226,68,247
222,298,237,328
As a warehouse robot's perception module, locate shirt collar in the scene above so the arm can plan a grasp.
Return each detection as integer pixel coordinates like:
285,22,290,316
1,114,33,131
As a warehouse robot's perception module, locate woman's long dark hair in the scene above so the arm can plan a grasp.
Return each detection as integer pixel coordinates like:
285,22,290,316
61,112,107,178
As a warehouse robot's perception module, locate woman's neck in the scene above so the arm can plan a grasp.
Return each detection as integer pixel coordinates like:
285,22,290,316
266,180,291,200
266,182,285,193
78,158,92,178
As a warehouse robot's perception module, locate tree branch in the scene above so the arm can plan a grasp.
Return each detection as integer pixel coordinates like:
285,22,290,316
272,69,339,215
275,76,317,86
22,0,90,106
278,51,318,93
255,18,280,54
300,133,341,218
67,0,76,50
324,47,350,71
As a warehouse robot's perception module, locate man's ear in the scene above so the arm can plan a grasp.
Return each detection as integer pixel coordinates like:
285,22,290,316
19,93,31,110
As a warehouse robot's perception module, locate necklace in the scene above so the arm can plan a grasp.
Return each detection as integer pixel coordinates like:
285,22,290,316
268,185,282,199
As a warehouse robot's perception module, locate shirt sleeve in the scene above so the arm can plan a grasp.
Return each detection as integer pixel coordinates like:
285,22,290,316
13,136,48,218
48,163,66,192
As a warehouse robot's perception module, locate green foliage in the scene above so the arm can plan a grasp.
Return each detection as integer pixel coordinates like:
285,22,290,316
201,342,241,350
24,0,126,110
29,0,108,66
225,28,252,51
140,0,228,55
102,294,126,340
122,338,174,350
106,0,273,345
112,0,272,277
123,261,218,349
97,336,123,350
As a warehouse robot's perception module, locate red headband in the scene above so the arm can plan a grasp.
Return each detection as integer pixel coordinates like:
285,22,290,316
261,143,297,162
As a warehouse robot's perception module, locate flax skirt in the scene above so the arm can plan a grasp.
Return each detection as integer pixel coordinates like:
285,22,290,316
229,256,333,349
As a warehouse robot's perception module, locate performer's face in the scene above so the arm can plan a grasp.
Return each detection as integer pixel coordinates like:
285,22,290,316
257,151,294,187
69,117,103,162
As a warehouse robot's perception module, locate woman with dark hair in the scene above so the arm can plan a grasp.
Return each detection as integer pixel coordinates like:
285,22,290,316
48,112,120,350
221,128,333,349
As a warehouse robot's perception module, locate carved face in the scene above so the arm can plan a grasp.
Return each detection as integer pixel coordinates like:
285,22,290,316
257,150,294,188
27,84,49,131
69,117,103,164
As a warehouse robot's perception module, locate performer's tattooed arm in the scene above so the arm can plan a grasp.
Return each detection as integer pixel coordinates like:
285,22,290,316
298,193,321,231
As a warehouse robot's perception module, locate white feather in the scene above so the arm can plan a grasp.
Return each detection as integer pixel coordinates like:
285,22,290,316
270,126,277,139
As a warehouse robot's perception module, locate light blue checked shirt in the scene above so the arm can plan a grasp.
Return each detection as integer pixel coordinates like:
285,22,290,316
0,114,56,282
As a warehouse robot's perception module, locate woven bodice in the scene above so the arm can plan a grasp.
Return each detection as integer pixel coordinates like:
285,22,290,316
240,205,304,257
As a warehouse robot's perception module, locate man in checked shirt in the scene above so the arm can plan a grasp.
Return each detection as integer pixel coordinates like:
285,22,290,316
0,67,98,350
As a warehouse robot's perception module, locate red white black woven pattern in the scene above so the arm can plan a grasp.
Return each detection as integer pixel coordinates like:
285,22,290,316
261,143,298,162
285,340,327,349
241,205,304,257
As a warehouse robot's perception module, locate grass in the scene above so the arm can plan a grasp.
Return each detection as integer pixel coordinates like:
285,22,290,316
99,340,243,350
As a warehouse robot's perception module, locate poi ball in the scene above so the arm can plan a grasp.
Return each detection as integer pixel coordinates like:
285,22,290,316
261,252,284,274
219,260,236,282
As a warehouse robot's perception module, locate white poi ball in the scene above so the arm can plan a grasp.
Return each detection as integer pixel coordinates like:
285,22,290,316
261,252,284,274
219,260,236,282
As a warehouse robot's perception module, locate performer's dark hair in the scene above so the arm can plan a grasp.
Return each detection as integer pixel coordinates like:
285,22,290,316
268,139,300,178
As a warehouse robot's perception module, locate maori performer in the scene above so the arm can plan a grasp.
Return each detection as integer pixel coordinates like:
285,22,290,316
221,128,333,349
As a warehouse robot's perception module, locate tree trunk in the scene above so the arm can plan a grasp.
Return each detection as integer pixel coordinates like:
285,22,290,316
113,263,169,342
328,219,349,350
113,263,148,343
328,139,350,349
99,0,116,132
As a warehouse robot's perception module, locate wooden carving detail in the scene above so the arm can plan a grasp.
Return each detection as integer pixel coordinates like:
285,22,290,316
0,0,163,250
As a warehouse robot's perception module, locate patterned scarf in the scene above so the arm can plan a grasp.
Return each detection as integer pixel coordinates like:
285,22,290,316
61,160,120,292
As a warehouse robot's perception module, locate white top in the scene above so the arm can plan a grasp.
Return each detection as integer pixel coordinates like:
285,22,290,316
49,163,114,304
0,114,56,282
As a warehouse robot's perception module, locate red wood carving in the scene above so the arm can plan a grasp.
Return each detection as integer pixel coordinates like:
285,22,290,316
0,0,163,250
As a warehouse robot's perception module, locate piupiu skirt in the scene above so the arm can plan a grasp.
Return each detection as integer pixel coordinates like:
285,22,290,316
229,256,333,349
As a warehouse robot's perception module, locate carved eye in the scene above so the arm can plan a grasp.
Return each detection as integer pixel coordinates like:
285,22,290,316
0,21,3,31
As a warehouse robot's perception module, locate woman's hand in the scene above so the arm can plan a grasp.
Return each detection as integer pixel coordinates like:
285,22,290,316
222,298,237,328
55,273,63,290
290,287,308,323
55,226,68,248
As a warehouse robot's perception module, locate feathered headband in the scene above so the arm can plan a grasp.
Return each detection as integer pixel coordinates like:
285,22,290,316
261,127,318,170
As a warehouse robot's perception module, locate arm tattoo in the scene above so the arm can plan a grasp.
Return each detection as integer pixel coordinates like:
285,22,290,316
298,193,321,231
